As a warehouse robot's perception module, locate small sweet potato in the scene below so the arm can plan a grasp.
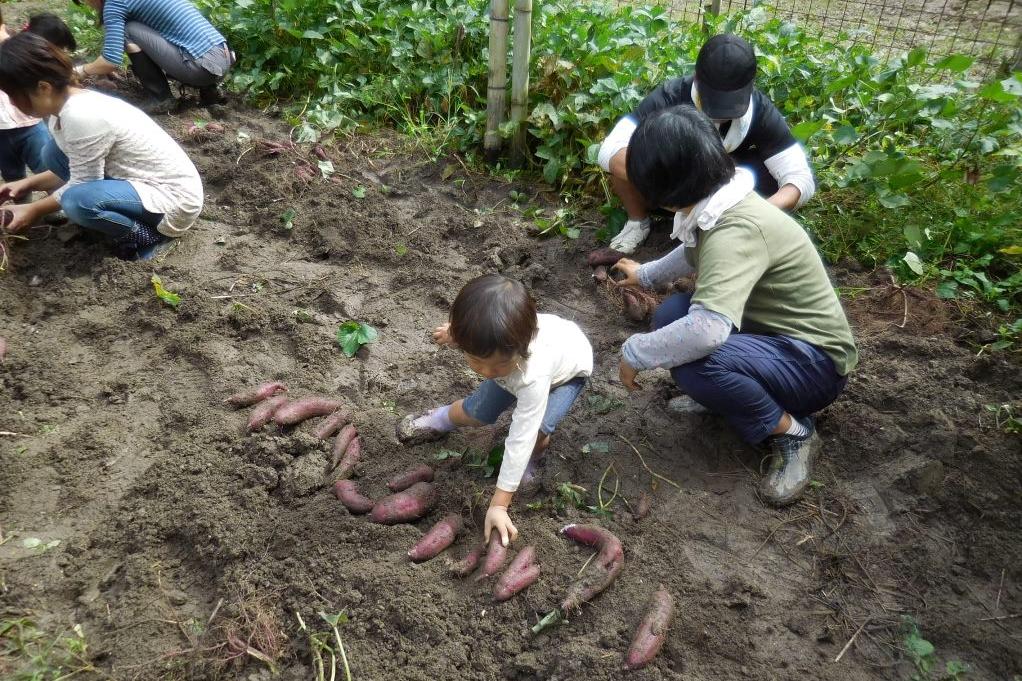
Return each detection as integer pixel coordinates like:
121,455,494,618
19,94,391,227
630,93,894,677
633,492,652,521
475,530,509,581
334,480,374,514
592,265,609,282
312,407,352,440
246,395,289,431
559,524,625,611
332,437,361,481
494,545,540,601
587,247,627,267
450,544,485,578
368,482,436,524
312,144,330,161
408,513,463,562
224,381,288,408
387,463,434,492
621,289,647,322
623,586,675,670
273,397,344,426
329,424,359,471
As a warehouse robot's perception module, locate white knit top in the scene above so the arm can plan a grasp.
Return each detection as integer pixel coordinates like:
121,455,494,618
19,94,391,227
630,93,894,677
49,90,203,236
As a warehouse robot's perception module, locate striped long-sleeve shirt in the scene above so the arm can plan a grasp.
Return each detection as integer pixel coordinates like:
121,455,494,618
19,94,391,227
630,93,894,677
101,0,226,64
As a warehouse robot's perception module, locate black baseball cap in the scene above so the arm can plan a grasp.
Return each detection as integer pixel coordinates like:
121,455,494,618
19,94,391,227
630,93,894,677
694,34,757,120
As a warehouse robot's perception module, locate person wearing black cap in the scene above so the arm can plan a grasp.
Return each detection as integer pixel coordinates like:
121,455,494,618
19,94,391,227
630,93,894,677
597,34,815,253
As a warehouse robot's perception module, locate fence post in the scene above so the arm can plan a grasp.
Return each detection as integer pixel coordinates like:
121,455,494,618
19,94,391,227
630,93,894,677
703,0,721,31
509,0,534,164
484,0,510,163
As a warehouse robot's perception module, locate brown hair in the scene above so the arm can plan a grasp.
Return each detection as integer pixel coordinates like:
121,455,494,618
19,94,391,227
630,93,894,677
449,274,537,360
0,32,75,112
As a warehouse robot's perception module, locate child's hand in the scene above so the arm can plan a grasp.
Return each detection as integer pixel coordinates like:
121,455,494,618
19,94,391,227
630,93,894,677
611,258,642,288
432,322,454,347
485,504,518,547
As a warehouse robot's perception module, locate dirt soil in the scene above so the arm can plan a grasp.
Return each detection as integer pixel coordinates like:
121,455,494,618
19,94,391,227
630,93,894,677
2,31,1021,681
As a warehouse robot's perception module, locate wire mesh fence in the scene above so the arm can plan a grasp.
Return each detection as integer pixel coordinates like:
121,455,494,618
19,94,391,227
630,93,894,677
629,0,1021,71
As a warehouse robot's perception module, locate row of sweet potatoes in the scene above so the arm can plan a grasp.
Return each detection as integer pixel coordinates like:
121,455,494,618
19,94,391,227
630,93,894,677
226,381,673,670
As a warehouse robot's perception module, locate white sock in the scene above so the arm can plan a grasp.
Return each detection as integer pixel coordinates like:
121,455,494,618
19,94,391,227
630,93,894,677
412,404,455,433
784,416,809,438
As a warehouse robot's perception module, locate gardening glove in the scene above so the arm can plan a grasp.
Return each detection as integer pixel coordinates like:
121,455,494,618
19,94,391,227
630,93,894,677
608,218,651,254
485,504,518,547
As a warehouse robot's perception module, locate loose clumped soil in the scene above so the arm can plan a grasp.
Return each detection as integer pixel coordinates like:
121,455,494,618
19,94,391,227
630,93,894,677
1,53,1021,681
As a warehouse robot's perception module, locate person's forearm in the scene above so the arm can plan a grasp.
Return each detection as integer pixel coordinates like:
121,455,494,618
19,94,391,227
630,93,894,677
767,184,802,211
491,487,514,508
78,57,119,77
27,171,65,193
638,243,695,289
27,195,61,221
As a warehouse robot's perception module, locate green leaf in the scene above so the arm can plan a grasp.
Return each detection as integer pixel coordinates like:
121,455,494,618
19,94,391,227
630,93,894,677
906,634,935,659
933,54,973,72
902,251,924,275
352,186,367,199
280,207,297,231
336,321,378,357
878,192,910,209
832,125,858,145
936,280,958,299
979,80,1015,103
303,29,325,40
999,245,1022,256
435,448,463,461
790,119,825,142
581,441,610,454
317,160,335,179
906,47,926,67
903,224,923,249
151,275,181,309
21,537,41,549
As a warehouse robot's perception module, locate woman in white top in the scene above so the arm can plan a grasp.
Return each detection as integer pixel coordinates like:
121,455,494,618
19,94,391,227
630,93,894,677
0,32,202,260
396,274,594,546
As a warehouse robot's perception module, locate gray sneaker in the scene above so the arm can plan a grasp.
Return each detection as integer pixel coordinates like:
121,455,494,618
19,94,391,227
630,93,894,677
667,395,711,415
395,412,449,446
758,419,820,506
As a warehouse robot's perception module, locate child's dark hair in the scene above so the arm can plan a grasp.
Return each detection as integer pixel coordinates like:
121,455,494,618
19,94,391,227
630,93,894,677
27,13,78,52
626,104,736,209
449,274,537,360
0,32,75,112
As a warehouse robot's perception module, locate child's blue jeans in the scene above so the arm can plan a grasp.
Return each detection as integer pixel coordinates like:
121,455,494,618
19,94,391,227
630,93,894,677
654,292,847,444
463,376,587,435
0,122,51,183
42,140,166,251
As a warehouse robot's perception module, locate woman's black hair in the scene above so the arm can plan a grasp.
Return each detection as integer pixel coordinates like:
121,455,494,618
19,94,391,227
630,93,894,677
625,104,736,209
449,274,537,360
0,32,75,112
27,13,78,52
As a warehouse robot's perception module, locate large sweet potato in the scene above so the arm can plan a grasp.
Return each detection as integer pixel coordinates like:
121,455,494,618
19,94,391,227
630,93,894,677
334,480,374,514
407,513,462,562
368,482,436,524
387,463,434,492
273,398,344,426
493,545,540,601
559,524,625,611
313,407,352,440
246,395,289,431
623,586,675,670
224,382,287,408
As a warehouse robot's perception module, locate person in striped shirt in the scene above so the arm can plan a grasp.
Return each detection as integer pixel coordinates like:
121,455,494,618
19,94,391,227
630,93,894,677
71,0,234,114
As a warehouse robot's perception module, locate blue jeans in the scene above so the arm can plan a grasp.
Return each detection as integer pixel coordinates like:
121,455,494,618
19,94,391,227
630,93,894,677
463,376,587,435
654,293,847,444
42,140,165,249
0,122,51,182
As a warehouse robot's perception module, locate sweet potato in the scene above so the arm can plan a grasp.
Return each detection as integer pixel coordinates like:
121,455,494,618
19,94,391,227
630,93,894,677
474,530,509,581
623,586,675,670
449,544,485,578
331,437,361,480
494,545,540,601
224,381,288,407
621,289,647,322
587,247,627,267
559,524,625,611
334,480,374,514
246,395,289,431
312,407,352,440
633,492,652,521
329,424,359,471
312,144,329,161
368,482,436,524
273,397,344,426
0,210,12,229
387,463,434,492
592,265,609,283
408,513,463,562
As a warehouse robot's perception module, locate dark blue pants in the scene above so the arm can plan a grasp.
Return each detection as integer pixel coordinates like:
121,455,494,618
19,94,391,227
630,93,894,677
0,122,51,183
42,140,165,250
654,293,847,444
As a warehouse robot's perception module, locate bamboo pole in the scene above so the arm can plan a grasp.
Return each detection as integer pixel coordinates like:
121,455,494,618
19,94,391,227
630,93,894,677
509,0,534,164
484,0,510,163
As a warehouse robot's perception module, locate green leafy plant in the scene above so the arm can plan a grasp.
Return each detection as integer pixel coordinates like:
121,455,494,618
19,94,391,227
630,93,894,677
151,274,181,309
587,393,624,415
296,611,352,681
280,207,297,231
465,443,504,477
336,320,378,357
0,618,96,681
985,403,1022,434
903,617,970,681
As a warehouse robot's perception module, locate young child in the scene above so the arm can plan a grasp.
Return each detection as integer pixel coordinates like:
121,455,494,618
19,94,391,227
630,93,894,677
0,9,50,191
397,274,593,546
27,13,79,52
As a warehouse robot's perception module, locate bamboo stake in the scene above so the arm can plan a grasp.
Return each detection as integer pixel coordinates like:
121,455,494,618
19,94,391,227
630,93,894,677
509,0,534,164
484,0,510,163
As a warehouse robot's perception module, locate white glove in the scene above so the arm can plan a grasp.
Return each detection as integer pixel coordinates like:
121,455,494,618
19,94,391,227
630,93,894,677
608,218,651,254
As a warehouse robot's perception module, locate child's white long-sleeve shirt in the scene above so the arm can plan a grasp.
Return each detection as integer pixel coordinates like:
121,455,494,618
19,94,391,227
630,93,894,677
493,314,593,493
